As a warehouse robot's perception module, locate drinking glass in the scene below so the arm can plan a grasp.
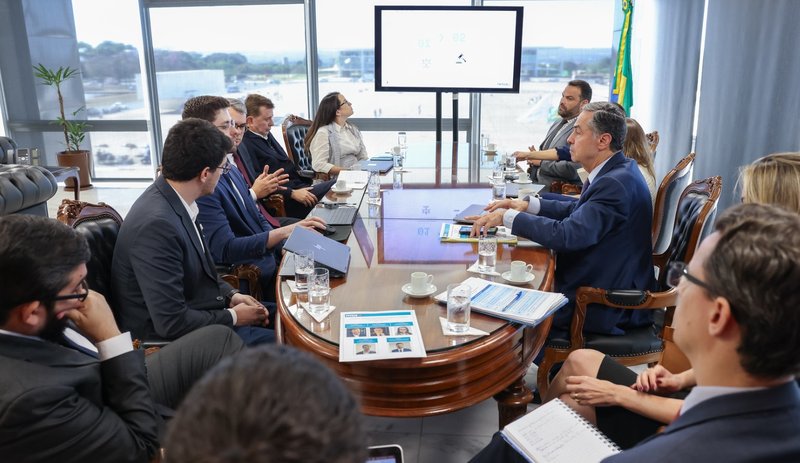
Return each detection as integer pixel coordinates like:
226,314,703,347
308,268,330,316
491,178,506,201
397,131,407,149
294,250,314,295
446,283,472,333
367,172,380,203
478,235,498,273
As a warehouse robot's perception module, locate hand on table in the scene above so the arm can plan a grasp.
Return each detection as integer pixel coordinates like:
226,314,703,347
485,199,528,213
469,209,506,237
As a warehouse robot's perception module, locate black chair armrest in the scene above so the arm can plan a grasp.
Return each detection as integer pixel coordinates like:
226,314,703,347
605,290,648,306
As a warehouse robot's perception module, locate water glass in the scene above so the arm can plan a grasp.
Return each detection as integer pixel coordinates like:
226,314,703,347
392,170,404,190
294,250,314,294
308,268,330,316
397,131,407,149
392,152,404,169
446,283,472,333
491,178,506,201
480,133,489,151
478,235,498,273
367,172,381,203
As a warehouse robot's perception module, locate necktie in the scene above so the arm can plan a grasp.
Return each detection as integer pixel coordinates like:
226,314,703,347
232,151,280,228
581,179,590,196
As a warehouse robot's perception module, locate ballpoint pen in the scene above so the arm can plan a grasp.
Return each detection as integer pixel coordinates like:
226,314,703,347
501,291,523,312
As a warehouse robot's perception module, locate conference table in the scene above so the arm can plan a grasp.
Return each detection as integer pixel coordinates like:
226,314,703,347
275,161,556,429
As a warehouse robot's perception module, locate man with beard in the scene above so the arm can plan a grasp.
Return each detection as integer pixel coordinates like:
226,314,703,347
513,80,592,191
0,215,243,463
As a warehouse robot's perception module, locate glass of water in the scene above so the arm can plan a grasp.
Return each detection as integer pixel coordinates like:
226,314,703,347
446,283,472,333
308,268,330,316
491,178,506,202
367,172,381,203
478,235,498,273
294,249,314,291
397,131,407,149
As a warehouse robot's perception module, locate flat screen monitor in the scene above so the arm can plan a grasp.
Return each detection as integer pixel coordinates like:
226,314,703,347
375,6,524,93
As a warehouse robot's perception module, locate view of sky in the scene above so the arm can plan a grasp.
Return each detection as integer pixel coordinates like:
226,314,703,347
72,0,614,54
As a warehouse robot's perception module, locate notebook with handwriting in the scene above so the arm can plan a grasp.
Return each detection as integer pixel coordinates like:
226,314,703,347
502,399,620,463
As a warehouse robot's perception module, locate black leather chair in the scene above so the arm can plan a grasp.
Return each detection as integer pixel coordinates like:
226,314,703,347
0,136,18,164
0,165,58,216
537,176,722,396
282,114,330,181
652,152,695,254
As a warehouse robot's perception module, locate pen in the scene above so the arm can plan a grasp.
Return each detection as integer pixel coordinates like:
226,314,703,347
501,291,523,312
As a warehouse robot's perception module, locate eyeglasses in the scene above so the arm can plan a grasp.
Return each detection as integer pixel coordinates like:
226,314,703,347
52,279,90,302
234,122,247,131
213,163,233,175
338,100,352,108
215,121,236,131
666,261,715,293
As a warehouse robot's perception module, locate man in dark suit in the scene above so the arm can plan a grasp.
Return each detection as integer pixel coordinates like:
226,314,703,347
0,215,243,463
182,96,325,302
471,203,800,463
112,118,273,345
392,342,411,352
473,102,655,337
240,93,334,218
513,80,592,190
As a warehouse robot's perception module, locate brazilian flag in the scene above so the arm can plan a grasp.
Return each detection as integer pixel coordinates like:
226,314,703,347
611,0,634,115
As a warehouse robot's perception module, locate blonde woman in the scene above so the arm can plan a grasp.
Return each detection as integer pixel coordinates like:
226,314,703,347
624,118,657,206
739,152,800,213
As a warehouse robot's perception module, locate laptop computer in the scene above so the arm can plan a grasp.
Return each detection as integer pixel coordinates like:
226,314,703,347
505,182,546,199
283,226,351,277
358,158,394,174
308,203,359,225
453,204,487,224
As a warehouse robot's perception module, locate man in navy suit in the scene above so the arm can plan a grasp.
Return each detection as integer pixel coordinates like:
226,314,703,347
470,204,800,463
113,119,274,345
241,94,334,218
472,102,655,337
182,96,325,302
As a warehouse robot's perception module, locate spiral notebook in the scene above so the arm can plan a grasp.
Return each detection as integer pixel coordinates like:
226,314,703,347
502,399,621,463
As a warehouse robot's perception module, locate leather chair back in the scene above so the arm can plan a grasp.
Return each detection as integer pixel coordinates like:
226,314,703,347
282,115,313,171
652,152,695,254
0,165,58,216
0,136,17,164
57,199,123,299
655,176,722,290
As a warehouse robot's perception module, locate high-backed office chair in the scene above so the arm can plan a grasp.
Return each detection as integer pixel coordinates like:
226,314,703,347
537,176,722,396
0,165,58,216
281,114,329,181
645,131,660,157
57,199,263,322
652,152,695,255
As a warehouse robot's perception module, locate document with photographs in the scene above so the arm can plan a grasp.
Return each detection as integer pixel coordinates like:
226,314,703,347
434,277,568,326
339,310,427,362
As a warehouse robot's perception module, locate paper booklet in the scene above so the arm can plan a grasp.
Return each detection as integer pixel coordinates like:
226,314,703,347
434,277,567,326
439,223,518,244
339,310,427,362
502,399,621,463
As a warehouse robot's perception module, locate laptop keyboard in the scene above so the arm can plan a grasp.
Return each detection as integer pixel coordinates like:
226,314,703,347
310,206,357,225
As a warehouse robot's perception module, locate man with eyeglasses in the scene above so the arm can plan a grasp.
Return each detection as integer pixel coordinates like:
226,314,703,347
240,93,335,218
472,102,655,339
0,214,243,462
183,96,327,303
471,203,800,462
113,118,275,346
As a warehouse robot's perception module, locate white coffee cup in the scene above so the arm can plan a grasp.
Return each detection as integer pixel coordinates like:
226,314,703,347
510,260,533,280
410,271,434,293
391,145,402,155
335,179,347,190
486,143,497,152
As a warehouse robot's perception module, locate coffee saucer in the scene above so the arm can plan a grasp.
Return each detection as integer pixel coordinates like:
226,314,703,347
331,186,353,194
401,283,437,298
501,271,535,285
513,178,533,184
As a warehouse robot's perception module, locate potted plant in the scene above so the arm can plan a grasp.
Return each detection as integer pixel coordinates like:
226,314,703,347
33,63,92,189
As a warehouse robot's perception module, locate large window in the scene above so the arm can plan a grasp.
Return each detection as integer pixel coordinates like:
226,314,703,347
149,4,307,144
480,0,614,155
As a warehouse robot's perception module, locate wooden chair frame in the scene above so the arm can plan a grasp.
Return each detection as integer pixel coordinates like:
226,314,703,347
652,152,696,253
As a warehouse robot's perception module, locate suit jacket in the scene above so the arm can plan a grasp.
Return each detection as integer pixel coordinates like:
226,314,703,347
511,152,655,335
0,334,159,463
196,166,281,295
240,130,310,196
532,118,582,187
604,381,800,463
235,141,259,183
112,175,235,341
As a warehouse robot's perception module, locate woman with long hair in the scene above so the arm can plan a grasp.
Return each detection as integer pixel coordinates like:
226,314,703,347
305,92,368,176
623,118,656,206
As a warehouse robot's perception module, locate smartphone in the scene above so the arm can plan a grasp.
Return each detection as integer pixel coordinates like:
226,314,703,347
459,226,496,236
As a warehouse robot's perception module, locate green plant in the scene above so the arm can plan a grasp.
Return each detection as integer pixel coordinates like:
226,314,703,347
33,63,90,152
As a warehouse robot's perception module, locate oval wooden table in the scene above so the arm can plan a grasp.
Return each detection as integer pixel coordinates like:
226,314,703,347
276,188,556,428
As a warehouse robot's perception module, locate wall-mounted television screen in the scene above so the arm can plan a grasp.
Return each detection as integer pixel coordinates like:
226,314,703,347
375,6,523,93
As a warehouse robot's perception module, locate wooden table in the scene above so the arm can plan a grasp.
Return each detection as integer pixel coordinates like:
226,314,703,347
276,187,555,428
